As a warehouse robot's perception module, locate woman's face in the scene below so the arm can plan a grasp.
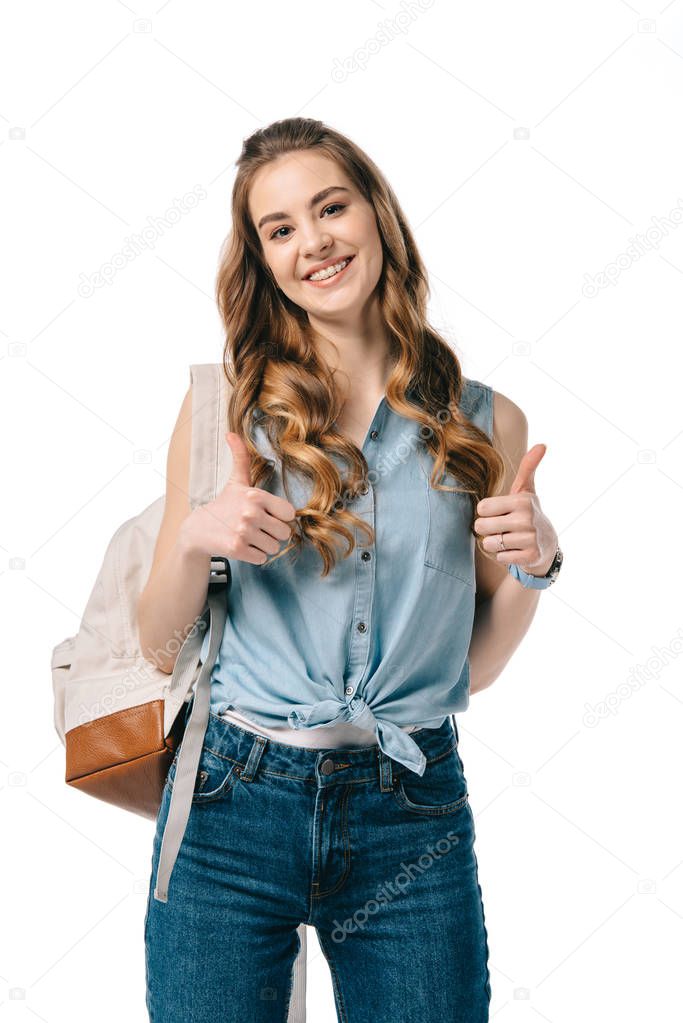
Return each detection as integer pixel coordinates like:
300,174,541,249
248,150,384,321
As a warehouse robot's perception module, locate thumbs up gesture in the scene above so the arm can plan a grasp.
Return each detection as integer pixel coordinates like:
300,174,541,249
473,443,558,577
181,432,297,566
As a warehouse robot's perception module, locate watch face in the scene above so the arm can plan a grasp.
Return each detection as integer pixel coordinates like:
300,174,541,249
549,546,563,579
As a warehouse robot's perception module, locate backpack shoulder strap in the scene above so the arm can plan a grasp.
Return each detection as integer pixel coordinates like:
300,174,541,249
188,363,234,510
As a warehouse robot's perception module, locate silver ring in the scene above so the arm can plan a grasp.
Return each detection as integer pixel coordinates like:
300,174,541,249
498,533,506,551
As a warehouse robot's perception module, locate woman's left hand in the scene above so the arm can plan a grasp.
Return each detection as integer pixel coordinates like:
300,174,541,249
473,444,558,577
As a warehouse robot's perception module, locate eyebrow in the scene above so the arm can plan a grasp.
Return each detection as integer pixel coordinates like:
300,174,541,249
257,186,351,232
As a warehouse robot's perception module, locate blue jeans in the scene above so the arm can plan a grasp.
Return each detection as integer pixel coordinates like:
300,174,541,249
144,701,492,1022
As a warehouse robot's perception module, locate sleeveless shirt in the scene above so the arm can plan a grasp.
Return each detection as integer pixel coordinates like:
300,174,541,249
199,378,494,776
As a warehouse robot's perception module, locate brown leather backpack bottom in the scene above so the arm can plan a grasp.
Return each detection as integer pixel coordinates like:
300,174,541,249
64,698,187,819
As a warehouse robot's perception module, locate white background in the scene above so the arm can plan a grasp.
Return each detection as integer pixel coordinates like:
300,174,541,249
2,0,683,1019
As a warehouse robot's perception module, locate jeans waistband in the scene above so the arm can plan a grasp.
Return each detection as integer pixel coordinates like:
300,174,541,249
193,702,459,793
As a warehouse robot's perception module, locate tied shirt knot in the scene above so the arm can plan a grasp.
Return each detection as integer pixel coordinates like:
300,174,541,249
287,695,427,776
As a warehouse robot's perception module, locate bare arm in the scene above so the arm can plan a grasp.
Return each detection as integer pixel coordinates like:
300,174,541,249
467,391,545,695
137,385,212,674
137,386,297,675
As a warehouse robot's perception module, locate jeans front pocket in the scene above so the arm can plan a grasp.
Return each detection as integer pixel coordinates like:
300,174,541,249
393,742,469,817
165,743,240,805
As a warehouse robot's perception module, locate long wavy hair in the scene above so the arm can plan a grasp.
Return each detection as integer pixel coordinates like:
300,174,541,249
215,117,505,576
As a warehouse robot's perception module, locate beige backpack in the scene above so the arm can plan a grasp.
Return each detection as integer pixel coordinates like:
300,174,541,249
51,362,307,1020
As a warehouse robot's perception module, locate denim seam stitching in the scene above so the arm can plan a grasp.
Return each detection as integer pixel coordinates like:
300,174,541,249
422,463,475,584
281,928,299,1023
393,738,458,777
394,787,469,817
312,784,352,900
316,929,350,1023
192,769,237,802
309,794,326,906
199,738,457,780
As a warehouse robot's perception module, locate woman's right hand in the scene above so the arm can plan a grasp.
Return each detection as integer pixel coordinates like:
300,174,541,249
178,432,297,565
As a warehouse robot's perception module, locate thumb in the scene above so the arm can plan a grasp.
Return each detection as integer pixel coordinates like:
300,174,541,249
225,431,253,487
509,443,546,495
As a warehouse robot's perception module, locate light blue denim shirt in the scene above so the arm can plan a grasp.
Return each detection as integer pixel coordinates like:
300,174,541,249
199,377,494,777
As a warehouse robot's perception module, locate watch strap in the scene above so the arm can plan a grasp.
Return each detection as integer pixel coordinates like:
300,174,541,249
507,545,563,590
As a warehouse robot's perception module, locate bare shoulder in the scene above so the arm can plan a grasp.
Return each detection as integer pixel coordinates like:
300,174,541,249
473,390,529,601
492,390,527,449
491,389,528,492
165,384,194,509
141,385,194,594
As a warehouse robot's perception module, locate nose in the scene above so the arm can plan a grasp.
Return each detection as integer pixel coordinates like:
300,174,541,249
299,226,333,260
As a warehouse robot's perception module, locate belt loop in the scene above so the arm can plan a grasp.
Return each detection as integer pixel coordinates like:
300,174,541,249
451,713,459,744
240,733,267,783
378,748,394,793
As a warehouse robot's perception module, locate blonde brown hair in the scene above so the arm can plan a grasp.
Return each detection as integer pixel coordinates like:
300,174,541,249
215,117,505,576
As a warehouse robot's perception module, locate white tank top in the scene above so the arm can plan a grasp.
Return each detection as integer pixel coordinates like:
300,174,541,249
219,706,422,749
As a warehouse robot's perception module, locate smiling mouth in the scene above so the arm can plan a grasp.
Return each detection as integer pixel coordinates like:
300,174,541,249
304,255,355,282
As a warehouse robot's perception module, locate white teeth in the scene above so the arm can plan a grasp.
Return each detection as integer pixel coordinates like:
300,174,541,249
307,258,350,281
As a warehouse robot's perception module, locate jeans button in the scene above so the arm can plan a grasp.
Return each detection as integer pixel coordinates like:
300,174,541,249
320,758,335,776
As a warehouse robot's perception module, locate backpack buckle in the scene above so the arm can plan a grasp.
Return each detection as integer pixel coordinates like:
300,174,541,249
208,556,230,591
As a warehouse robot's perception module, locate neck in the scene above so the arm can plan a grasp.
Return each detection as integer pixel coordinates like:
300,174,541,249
308,298,395,402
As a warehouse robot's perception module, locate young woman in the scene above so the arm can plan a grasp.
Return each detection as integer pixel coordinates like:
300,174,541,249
139,117,562,1023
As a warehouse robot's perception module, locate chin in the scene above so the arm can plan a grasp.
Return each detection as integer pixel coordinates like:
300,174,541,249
308,293,368,317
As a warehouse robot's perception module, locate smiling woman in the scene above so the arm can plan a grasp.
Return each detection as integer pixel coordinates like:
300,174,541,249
214,130,507,581
247,154,386,329
140,116,561,1023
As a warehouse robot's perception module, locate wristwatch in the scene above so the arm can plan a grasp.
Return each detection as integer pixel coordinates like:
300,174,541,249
507,544,563,590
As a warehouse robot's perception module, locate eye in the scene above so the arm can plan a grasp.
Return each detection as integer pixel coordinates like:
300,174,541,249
268,203,346,241
322,202,346,217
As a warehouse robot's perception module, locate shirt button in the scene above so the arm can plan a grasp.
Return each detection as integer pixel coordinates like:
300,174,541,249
320,759,335,776
357,622,367,633
359,483,369,495
370,430,379,440
361,550,371,561
345,685,354,695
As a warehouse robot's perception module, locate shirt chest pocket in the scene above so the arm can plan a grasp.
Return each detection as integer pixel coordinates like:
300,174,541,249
421,456,475,585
